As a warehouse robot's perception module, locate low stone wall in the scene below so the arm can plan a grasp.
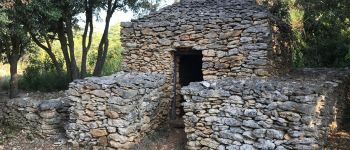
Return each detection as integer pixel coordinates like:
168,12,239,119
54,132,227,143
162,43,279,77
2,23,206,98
0,93,70,136
181,69,350,150
65,72,167,149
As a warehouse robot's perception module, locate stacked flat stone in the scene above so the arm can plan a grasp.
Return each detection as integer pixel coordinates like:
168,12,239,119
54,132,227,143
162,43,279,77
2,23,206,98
65,72,167,149
121,0,292,118
181,69,350,150
0,95,69,136
121,0,292,80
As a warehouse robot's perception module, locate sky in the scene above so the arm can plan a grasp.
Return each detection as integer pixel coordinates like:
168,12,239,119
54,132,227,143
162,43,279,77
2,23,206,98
92,0,176,31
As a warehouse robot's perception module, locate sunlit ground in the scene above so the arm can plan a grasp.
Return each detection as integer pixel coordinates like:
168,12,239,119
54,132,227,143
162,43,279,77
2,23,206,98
0,63,25,91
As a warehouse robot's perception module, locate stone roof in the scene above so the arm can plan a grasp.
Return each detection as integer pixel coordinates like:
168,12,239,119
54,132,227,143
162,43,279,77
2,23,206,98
132,0,269,25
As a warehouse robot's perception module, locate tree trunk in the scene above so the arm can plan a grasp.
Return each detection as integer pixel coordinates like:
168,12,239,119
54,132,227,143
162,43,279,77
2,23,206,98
66,17,79,80
9,55,19,99
81,0,94,78
8,38,21,99
57,20,72,81
93,8,112,76
30,33,64,77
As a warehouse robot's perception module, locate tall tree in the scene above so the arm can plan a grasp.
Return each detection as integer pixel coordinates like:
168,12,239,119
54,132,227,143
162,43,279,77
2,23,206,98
24,0,161,80
0,0,30,98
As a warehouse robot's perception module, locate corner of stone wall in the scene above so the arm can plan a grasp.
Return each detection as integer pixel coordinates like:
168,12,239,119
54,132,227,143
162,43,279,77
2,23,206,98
181,70,350,150
0,95,70,137
65,72,168,149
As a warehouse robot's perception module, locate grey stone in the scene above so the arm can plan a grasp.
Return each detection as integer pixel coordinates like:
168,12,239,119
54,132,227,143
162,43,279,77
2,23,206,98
243,120,261,129
222,118,241,126
266,129,284,140
253,139,275,150
252,129,266,138
240,144,256,150
244,109,258,117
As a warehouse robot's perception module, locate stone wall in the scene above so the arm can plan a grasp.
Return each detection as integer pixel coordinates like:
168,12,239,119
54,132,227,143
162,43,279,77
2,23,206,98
65,72,167,149
0,93,70,136
121,0,292,80
121,0,293,117
181,69,350,150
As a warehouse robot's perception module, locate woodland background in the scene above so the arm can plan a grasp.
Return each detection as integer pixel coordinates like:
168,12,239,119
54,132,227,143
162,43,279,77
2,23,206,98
1,0,350,98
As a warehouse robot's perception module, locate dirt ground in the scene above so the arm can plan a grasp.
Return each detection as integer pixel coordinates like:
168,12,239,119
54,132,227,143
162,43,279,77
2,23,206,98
326,130,350,150
0,128,70,150
135,124,187,150
0,119,350,150
0,124,187,150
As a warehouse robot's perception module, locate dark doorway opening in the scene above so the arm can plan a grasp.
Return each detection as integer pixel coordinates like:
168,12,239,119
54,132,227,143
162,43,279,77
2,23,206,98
178,51,204,87
171,49,203,122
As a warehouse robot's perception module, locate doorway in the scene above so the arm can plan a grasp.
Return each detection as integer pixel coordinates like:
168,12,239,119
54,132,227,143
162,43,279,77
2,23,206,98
171,49,203,120
178,51,204,87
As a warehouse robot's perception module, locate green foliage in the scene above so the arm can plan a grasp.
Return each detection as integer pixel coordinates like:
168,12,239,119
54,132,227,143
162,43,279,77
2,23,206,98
19,53,67,92
18,23,123,92
88,24,123,76
260,0,350,68
0,75,10,90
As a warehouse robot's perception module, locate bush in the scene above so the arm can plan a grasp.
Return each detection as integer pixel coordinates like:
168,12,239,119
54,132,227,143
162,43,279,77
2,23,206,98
19,58,68,92
0,75,10,91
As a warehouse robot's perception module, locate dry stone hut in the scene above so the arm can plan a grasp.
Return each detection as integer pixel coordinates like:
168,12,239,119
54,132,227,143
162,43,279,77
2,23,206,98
121,0,292,79
121,0,292,117
63,0,350,149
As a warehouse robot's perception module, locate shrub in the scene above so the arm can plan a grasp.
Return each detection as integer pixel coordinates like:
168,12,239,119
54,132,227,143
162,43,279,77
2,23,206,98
0,75,10,91
19,58,68,92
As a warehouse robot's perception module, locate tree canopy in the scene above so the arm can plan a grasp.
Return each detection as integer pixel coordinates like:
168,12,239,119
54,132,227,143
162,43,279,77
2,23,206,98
259,0,350,67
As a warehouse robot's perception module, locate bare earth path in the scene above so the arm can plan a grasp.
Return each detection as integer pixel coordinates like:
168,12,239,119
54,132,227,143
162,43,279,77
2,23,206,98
326,130,350,150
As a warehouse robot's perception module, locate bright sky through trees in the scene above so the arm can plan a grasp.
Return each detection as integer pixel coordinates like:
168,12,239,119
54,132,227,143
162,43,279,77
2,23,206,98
92,0,175,31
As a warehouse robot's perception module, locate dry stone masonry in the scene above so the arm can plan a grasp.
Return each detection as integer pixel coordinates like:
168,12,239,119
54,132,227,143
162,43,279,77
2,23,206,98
1,0,349,150
0,93,70,137
181,69,350,150
121,0,293,120
65,72,167,149
121,0,292,80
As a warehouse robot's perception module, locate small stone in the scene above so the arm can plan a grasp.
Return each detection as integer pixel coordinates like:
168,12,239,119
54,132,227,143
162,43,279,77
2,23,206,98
109,133,129,143
266,129,284,140
90,129,108,138
122,90,138,99
39,110,57,119
222,118,241,126
244,109,258,117
90,90,108,98
253,129,266,138
158,38,172,46
243,120,261,128
254,139,275,149
106,110,119,119
98,136,108,146
240,144,256,150
201,81,211,88
200,138,219,149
